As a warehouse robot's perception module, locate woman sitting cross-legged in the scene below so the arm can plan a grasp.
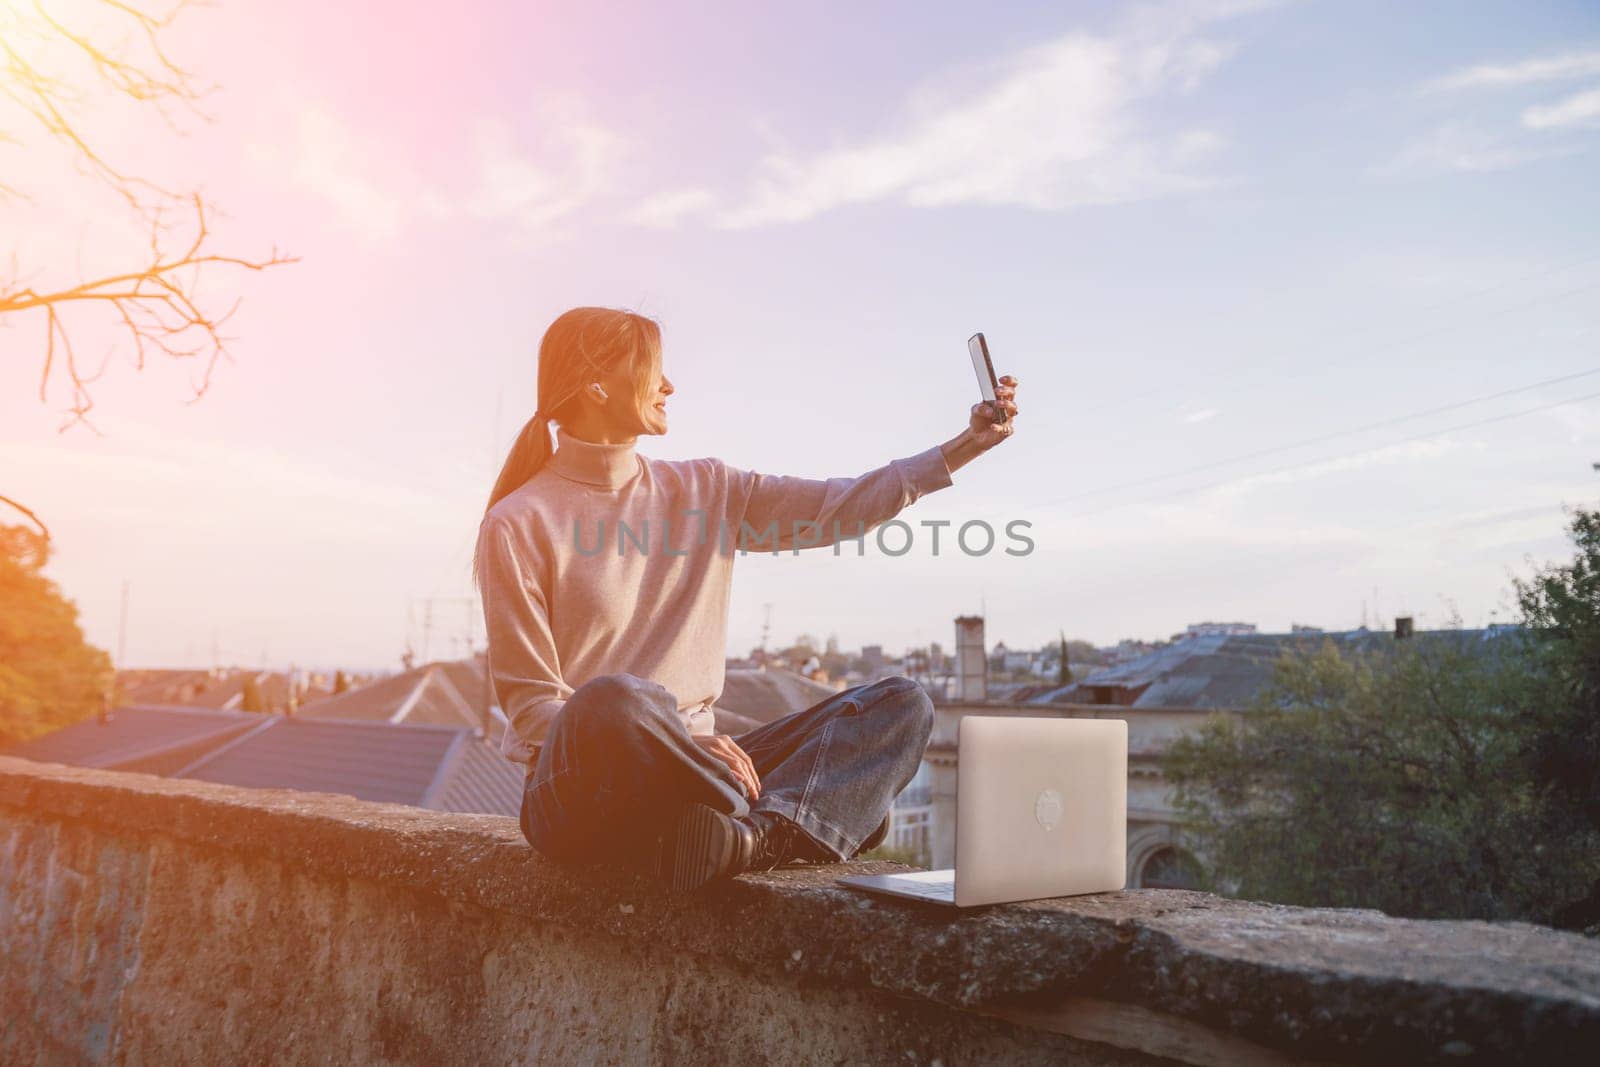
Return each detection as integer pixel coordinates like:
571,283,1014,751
474,305,1020,892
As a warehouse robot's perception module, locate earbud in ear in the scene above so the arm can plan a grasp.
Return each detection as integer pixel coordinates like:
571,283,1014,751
590,383,609,400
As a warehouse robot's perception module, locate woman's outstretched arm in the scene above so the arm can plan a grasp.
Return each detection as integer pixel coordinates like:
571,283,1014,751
722,374,1019,554
722,443,952,554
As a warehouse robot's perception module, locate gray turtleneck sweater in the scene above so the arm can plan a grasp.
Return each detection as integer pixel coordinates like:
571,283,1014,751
477,426,955,764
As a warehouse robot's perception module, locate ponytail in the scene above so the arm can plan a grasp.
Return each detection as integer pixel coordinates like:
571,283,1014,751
485,410,553,516
473,411,553,595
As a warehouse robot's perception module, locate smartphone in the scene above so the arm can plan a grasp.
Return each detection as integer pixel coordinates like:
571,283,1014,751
968,332,1009,423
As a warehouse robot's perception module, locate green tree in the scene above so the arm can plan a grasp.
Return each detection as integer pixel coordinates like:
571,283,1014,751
333,670,352,695
1058,630,1074,685
1510,508,1600,928
0,524,114,746
1165,507,1600,927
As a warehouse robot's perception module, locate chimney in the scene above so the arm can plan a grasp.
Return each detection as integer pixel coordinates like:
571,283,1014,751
1395,616,1415,640
954,615,988,703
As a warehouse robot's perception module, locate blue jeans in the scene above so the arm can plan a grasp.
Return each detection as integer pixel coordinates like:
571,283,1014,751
519,673,934,872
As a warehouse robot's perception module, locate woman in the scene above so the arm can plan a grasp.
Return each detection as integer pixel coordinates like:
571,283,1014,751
475,306,1020,892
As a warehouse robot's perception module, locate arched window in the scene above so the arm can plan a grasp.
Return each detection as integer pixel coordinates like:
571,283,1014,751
1139,846,1202,890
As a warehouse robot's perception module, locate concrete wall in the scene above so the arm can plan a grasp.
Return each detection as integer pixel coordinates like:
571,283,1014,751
2,757,1597,1066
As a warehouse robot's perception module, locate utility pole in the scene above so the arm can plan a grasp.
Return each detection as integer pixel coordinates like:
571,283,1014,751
760,603,773,660
116,580,130,672
411,596,480,667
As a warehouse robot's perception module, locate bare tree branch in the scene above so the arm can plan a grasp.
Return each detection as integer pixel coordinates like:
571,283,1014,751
0,494,52,544
0,0,294,430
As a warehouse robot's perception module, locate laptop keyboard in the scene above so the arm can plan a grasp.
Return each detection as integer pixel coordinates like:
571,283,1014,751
882,871,955,899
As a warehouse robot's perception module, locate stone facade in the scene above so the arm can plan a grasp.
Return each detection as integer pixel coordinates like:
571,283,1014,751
3,757,1597,1065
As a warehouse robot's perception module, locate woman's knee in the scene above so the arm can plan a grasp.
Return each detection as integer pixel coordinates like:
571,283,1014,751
865,675,935,736
561,673,675,740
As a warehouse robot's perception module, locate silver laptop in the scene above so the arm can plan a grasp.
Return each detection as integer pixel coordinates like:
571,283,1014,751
837,715,1127,907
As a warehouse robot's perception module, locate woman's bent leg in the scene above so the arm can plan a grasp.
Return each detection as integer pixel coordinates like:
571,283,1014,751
731,675,934,862
521,672,750,871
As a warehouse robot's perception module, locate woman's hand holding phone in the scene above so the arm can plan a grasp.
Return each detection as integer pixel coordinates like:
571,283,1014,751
969,374,1019,450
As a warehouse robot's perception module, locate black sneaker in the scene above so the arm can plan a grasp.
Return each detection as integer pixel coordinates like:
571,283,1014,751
745,811,808,873
651,802,754,891
651,805,809,891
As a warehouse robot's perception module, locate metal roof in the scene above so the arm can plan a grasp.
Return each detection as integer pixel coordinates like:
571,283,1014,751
3,705,259,770
718,667,840,724
297,662,485,729
429,734,525,818
7,701,523,818
178,717,465,807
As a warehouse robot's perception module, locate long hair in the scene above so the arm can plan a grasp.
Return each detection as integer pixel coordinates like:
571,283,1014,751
472,306,662,591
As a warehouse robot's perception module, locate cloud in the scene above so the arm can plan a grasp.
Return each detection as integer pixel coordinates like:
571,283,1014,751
664,0,1265,230
1393,48,1600,177
1180,407,1219,424
463,103,627,230
624,187,719,230
1522,86,1600,130
1371,121,1572,177
286,98,626,240
1423,49,1600,93
288,108,412,240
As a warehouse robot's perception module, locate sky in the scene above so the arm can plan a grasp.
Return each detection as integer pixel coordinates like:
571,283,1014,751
3,0,1599,672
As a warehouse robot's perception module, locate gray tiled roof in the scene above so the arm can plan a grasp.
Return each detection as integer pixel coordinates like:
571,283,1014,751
8,704,523,818
178,717,463,807
429,736,525,818
3,705,259,770
297,661,487,729
718,667,839,725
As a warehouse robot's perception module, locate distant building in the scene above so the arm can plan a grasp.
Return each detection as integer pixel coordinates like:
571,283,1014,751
909,619,1515,885
1181,621,1258,639
1031,626,1504,710
718,666,840,726
989,641,1034,673
115,667,341,715
953,616,986,703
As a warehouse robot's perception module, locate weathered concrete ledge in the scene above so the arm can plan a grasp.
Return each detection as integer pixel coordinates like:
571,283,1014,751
2,756,1596,1065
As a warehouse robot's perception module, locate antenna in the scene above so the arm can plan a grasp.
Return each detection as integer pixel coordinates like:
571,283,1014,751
116,580,130,671
492,390,504,468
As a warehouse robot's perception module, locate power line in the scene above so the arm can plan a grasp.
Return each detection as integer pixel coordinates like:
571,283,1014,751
1049,387,1600,521
1045,364,1600,508
1085,257,1600,416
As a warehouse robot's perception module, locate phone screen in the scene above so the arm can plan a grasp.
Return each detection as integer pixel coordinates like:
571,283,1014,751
968,333,999,405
